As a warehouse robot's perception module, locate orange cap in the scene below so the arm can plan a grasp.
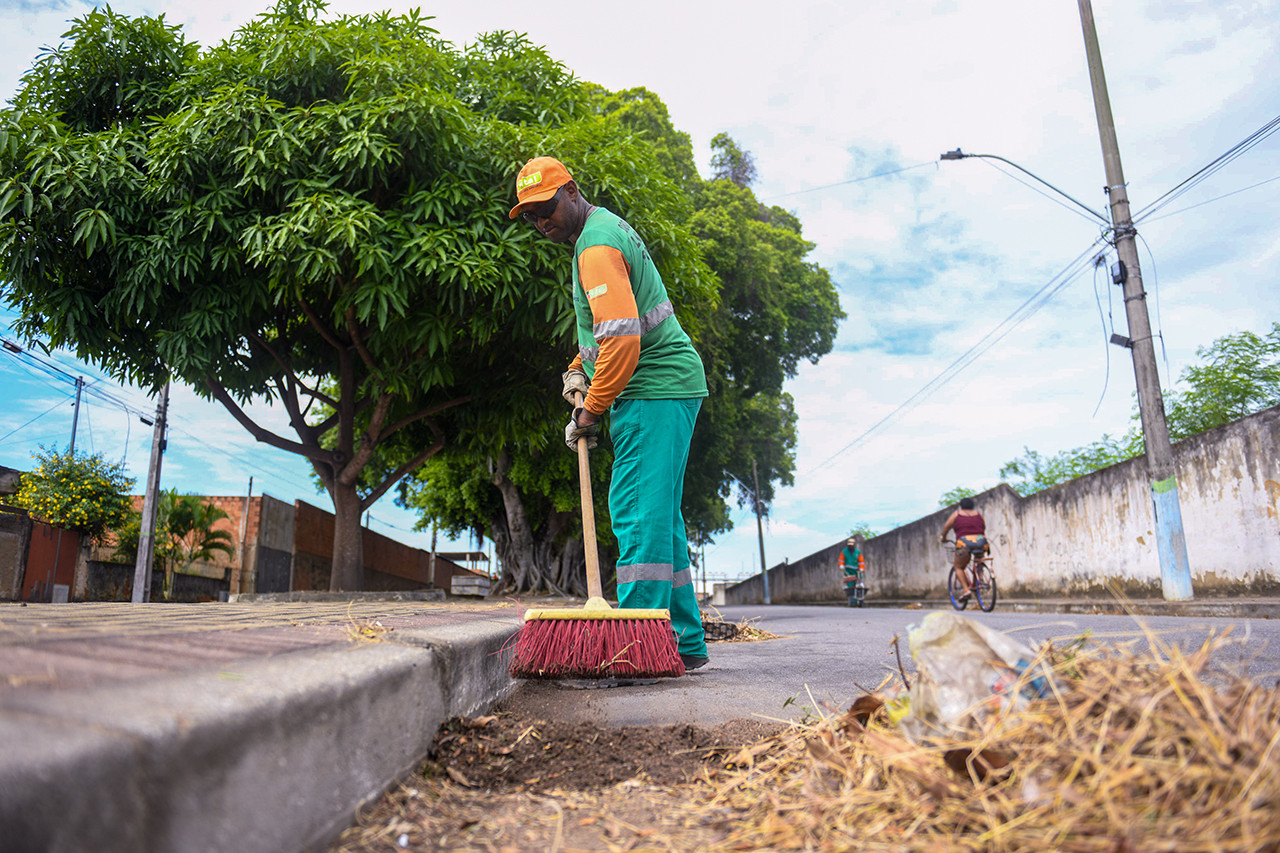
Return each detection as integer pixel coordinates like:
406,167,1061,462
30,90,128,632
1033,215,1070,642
508,156,574,219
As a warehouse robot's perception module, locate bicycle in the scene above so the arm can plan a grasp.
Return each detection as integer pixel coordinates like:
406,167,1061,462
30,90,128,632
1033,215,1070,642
844,569,867,607
944,537,997,612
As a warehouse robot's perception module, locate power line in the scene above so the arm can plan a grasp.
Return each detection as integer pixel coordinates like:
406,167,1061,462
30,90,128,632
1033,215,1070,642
0,398,72,446
1132,111,1280,224
164,421,323,497
978,157,1110,226
1,336,153,420
762,161,936,201
1136,173,1280,225
803,239,1106,475
2,333,348,501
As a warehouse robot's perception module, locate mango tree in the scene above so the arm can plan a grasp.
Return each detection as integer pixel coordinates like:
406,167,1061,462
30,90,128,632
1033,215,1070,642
0,3,708,589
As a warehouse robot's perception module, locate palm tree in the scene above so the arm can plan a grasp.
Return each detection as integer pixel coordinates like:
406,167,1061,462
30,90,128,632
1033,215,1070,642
155,491,235,600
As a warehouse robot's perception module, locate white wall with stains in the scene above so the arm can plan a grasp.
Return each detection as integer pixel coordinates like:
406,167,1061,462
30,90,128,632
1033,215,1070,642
729,405,1280,603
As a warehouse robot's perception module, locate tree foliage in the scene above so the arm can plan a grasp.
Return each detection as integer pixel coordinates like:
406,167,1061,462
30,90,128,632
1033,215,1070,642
114,490,235,599
1163,322,1280,438
848,523,878,540
708,132,758,188
0,3,711,589
12,447,135,542
684,176,843,538
999,323,1280,496
937,486,978,508
399,115,843,593
998,433,1141,496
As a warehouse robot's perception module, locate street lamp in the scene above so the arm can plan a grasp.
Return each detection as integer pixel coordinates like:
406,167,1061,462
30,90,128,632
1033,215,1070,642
939,148,1110,224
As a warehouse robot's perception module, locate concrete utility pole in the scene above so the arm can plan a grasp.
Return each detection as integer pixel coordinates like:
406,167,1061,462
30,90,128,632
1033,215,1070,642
68,376,83,457
131,382,170,603
1078,0,1192,600
751,458,771,605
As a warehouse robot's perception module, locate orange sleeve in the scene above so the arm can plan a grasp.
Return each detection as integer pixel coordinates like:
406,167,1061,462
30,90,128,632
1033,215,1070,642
576,245,640,415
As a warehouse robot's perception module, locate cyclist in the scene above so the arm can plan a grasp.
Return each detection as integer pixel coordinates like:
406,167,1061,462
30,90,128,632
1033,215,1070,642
941,497,987,603
838,536,866,607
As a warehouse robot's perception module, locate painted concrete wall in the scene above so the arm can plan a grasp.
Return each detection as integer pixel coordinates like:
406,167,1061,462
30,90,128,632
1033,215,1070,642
726,404,1280,604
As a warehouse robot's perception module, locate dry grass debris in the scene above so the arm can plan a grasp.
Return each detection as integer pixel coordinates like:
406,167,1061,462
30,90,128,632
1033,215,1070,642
332,629,1280,852
343,601,392,643
690,631,1280,852
702,609,785,644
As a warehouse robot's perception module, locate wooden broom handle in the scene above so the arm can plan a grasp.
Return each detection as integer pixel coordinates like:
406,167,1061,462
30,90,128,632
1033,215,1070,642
574,392,603,600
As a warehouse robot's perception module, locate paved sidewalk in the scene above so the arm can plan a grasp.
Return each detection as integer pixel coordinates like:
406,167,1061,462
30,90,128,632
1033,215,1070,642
1,593,1273,853
0,598,521,853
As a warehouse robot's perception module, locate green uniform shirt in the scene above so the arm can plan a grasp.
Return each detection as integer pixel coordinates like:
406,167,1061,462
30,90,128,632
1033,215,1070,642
572,208,707,400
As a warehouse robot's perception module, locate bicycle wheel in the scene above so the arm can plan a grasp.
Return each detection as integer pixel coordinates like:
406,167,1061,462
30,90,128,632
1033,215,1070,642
975,565,997,612
947,567,967,610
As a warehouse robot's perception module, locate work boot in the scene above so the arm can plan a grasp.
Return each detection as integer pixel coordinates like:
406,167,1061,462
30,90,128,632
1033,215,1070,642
680,654,709,671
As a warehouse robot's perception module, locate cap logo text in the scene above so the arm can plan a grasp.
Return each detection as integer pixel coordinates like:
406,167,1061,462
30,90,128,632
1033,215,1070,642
517,171,544,193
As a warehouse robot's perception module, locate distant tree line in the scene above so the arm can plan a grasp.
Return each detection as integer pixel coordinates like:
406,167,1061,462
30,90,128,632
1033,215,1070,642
939,322,1280,504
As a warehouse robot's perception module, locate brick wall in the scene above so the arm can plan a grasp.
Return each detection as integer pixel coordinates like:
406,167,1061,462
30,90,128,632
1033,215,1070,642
293,499,462,592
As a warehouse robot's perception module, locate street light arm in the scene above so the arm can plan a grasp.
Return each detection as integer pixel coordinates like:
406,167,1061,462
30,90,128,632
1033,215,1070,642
939,149,1111,224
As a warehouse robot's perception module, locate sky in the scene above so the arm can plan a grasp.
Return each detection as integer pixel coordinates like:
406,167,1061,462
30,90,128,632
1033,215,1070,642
1,0,1278,588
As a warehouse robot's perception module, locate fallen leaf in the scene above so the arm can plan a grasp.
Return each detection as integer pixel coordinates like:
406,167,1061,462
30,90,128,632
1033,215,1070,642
445,766,474,787
805,732,846,772
848,694,884,728
944,748,1011,784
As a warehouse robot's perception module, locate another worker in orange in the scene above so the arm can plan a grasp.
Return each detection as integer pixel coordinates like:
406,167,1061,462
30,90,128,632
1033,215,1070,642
838,536,866,607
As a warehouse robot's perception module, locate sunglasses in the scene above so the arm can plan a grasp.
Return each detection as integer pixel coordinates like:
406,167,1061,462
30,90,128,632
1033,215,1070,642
520,186,564,224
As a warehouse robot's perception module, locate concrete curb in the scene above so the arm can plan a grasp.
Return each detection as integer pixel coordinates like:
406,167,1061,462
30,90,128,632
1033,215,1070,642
0,614,519,853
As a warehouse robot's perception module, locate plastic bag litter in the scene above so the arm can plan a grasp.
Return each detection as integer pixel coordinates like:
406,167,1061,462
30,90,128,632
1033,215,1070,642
890,611,1056,741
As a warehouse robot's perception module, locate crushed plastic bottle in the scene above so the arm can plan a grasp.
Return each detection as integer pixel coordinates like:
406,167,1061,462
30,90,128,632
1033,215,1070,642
895,611,1056,741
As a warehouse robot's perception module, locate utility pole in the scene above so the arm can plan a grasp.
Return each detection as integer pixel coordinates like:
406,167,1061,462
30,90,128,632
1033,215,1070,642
429,521,437,589
131,382,170,603
45,376,84,603
68,376,83,457
237,476,253,596
751,458,771,605
1078,0,1192,600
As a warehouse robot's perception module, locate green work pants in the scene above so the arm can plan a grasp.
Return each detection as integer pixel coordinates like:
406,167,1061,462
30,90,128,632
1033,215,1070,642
609,397,707,658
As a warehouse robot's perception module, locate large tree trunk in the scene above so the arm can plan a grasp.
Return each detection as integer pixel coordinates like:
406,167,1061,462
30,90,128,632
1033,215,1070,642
488,453,591,595
329,481,364,591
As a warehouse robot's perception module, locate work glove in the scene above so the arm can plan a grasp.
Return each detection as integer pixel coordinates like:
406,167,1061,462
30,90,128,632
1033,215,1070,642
561,369,590,407
564,407,599,451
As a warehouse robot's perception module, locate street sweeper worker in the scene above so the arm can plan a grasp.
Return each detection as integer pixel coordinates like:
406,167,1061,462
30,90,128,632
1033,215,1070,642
839,536,865,606
509,156,711,671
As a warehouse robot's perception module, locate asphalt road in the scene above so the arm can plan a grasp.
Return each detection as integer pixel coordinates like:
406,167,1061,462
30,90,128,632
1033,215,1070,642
502,604,1280,727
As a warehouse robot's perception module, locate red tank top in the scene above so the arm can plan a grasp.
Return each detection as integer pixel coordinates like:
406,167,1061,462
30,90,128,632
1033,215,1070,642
953,513,985,538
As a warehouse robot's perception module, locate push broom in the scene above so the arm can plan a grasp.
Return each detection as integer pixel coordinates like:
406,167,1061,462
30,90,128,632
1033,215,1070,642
508,393,685,679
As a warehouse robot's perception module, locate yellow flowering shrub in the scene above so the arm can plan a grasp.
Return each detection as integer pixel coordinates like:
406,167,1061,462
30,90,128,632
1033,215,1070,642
12,447,136,543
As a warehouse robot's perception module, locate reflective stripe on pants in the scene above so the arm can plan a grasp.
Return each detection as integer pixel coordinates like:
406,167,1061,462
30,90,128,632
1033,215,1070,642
609,397,706,658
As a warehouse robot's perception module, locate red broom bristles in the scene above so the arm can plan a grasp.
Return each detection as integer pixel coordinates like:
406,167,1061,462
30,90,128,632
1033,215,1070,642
509,617,686,679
